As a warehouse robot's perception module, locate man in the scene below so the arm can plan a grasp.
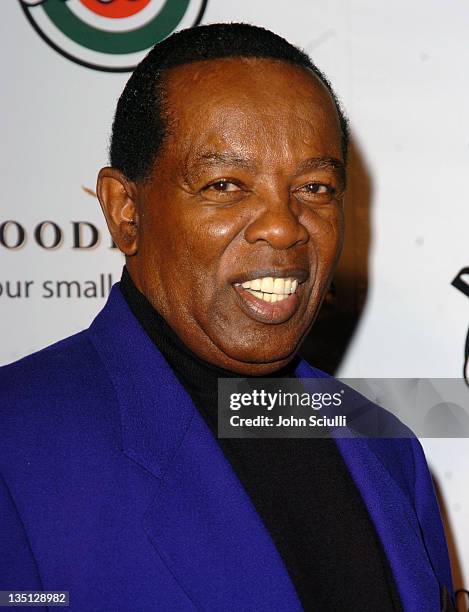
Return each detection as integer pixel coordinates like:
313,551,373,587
0,23,453,611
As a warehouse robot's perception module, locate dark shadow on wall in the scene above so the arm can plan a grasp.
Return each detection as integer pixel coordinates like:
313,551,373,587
299,137,372,374
432,473,466,610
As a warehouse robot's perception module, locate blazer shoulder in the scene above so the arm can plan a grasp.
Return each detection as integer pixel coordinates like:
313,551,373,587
0,329,118,455
0,329,100,401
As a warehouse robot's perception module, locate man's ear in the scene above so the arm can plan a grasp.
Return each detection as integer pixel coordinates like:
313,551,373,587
96,167,139,256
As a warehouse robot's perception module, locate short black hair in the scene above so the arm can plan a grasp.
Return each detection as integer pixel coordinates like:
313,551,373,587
110,22,349,182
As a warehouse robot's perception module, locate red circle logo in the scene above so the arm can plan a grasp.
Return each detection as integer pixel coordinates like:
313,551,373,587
79,0,151,19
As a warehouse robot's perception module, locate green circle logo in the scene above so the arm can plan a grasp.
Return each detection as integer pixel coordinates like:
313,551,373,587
20,0,208,72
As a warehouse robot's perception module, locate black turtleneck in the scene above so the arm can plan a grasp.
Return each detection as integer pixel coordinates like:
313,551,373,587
120,267,402,612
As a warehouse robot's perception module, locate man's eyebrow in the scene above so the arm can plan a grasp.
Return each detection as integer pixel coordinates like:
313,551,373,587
190,151,257,170
295,156,346,177
186,153,346,185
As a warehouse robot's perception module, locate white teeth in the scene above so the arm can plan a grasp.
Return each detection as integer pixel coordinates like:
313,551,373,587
247,289,290,303
273,278,285,295
250,278,262,291
237,275,302,302
261,277,274,293
247,289,263,299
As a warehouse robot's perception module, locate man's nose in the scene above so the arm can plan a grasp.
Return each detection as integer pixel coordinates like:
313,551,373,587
244,195,309,250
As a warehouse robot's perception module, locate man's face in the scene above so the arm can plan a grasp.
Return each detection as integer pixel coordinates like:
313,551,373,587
128,58,345,374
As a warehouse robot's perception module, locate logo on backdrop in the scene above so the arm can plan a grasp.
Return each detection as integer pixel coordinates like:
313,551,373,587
20,0,208,72
452,267,469,384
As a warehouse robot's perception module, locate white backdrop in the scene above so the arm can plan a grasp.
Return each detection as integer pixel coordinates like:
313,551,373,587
1,0,468,592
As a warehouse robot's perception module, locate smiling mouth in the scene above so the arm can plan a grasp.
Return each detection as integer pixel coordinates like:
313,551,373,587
234,276,299,303
232,274,306,324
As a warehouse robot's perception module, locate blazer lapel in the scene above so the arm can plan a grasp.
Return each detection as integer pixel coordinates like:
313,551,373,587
143,409,302,611
88,285,301,611
295,360,442,611
333,435,441,611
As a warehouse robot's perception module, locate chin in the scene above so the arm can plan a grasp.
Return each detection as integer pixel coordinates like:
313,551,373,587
215,335,299,370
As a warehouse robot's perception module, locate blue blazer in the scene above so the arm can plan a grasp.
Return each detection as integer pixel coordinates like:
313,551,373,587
0,285,453,611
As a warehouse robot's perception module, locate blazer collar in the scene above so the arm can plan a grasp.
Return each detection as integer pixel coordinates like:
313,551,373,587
87,283,196,480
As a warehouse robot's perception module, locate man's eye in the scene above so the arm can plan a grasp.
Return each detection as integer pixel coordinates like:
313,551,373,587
206,180,241,193
298,182,333,195
200,179,245,203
